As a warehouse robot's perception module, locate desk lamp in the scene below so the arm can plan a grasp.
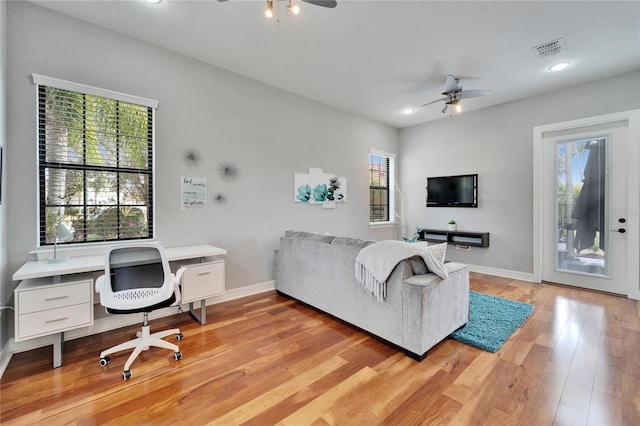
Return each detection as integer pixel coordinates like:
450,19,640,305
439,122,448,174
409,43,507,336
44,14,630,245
48,223,74,263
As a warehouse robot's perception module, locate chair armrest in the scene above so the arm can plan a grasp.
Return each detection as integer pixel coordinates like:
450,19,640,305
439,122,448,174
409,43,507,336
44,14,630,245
172,268,187,305
95,274,105,293
174,266,187,285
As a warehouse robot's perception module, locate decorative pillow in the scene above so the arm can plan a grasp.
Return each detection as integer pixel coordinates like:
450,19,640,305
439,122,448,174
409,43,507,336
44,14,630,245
422,242,448,279
427,242,447,263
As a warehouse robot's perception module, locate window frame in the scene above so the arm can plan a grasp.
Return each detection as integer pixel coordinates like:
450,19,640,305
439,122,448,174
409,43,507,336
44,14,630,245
33,74,158,248
369,149,396,226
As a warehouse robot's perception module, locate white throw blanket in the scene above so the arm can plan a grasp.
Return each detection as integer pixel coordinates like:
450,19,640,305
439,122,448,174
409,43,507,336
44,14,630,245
355,240,434,302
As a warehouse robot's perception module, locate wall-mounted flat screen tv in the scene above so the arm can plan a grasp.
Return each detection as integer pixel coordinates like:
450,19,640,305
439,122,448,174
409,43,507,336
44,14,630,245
426,174,478,207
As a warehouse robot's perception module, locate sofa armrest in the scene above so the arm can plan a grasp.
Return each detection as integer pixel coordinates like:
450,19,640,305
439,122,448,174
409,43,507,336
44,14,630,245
403,262,467,287
401,263,469,355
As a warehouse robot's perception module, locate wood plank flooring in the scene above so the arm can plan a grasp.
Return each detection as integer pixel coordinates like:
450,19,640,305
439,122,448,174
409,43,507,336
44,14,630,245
1,273,639,425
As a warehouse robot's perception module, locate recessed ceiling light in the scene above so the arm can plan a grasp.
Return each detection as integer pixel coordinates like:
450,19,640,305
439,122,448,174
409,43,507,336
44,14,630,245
402,108,414,115
549,61,571,72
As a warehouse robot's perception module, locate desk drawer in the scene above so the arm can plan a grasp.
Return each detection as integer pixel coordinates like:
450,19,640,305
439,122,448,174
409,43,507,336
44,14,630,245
18,281,92,314
17,303,92,341
181,260,225,303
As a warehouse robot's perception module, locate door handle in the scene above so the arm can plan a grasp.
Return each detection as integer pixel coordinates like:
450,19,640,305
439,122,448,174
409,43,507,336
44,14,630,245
611,228,626,233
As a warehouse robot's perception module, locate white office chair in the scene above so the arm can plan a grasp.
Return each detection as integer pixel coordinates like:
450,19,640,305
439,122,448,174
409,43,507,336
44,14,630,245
95,243,183,380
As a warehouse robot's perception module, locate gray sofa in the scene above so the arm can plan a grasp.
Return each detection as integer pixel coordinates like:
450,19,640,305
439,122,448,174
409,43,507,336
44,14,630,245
274,231,470,360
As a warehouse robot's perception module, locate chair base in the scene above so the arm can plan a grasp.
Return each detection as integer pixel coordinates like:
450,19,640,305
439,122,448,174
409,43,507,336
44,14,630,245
99,316,182,375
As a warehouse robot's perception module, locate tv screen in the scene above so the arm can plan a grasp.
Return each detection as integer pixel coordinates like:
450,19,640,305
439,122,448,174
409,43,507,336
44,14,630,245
426,174,477,207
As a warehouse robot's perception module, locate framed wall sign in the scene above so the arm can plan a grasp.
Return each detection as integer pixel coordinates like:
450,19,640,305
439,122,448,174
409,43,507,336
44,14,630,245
180,176,207,210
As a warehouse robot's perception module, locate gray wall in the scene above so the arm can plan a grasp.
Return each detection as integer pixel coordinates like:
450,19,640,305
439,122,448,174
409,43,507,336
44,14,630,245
4,2,397,315
399,70,640,275
0,0,9,357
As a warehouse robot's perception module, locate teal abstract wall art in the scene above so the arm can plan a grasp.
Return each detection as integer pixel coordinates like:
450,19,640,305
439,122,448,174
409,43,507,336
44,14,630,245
294,168,347,209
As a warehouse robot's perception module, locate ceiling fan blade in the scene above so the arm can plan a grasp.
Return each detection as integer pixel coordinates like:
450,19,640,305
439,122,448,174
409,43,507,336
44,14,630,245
421,97,449,107
302,0,338,7
458,90,491,99
443,75,460,94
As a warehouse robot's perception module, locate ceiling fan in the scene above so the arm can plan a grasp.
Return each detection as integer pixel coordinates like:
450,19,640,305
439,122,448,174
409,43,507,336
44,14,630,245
422,75,491,114
218,0,337,19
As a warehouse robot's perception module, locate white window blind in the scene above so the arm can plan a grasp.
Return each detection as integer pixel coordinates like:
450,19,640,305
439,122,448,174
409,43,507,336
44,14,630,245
36,76,156,246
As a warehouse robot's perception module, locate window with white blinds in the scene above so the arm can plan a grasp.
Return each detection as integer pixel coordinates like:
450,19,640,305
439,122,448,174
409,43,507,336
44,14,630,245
35,76,156,246
369,150,395,223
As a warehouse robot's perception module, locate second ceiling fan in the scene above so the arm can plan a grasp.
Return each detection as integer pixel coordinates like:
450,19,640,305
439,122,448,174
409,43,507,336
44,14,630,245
422,75,491,114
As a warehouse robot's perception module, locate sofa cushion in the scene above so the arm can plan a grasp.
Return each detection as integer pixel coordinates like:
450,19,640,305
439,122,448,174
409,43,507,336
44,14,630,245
408,256,428,275
284,230,335,243
404,261,467,287
331,236,375,249
404,242,448,278
403,273,441,287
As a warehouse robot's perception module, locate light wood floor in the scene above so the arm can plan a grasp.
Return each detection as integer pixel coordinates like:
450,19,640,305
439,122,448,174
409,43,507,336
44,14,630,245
1,273,639,425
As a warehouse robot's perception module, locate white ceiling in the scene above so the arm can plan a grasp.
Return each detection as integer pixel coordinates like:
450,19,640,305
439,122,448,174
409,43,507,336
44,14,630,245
28,0,640,128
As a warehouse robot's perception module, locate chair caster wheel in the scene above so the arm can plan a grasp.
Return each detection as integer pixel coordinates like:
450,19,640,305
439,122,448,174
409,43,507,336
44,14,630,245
99,356,111,366
123,370,132,380
174,351,182,361
176,332,184,341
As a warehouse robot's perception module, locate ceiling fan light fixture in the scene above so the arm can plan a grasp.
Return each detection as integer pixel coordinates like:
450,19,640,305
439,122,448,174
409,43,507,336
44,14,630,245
549,61,571,72
423,74,489,116
220,0,335,20
287,1,301,15
265,0,274,18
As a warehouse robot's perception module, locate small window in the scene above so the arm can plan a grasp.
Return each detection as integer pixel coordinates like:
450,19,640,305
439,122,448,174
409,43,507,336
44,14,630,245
369,150,395,223
34,75,157,246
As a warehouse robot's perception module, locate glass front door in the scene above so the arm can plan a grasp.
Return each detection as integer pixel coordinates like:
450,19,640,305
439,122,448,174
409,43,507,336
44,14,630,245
541,121,629,296
555,138,607,277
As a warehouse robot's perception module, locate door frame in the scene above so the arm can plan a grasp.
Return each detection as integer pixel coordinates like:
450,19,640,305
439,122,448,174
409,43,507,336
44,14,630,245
533,110,640,300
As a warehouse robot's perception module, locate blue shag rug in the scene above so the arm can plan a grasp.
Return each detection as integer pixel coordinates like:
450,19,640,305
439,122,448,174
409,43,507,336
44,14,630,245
450,291,534,352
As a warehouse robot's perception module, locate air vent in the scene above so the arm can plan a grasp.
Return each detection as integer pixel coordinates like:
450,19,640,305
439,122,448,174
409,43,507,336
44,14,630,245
533,38,566,58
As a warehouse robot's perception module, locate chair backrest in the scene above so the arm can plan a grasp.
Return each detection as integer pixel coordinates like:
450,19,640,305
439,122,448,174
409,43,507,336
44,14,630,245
98,243,176,311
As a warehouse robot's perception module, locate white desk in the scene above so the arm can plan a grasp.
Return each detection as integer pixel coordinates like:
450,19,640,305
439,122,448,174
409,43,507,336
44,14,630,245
13,244,227,281
13,244,226,368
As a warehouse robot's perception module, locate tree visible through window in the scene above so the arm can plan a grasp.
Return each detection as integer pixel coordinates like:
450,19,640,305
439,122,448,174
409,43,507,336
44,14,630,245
369,151,394,223
37,81,154,246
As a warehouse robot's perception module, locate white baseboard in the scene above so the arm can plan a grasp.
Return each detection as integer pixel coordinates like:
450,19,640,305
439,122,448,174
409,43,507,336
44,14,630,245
468,265,640,300
628,290,640,301
466,264,537,283
8,281,275,356
209,280,275,303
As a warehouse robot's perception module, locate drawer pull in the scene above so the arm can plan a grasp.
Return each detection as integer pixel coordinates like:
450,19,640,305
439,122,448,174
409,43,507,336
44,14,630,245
197,271,211,276
45,317,68,324
45,296,69,301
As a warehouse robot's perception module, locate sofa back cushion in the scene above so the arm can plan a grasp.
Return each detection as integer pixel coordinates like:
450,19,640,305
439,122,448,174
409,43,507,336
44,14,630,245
331,236,375,250
284,230,335,243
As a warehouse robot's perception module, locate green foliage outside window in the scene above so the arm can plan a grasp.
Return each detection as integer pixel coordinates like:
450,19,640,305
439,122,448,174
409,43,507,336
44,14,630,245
39,85,153,245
